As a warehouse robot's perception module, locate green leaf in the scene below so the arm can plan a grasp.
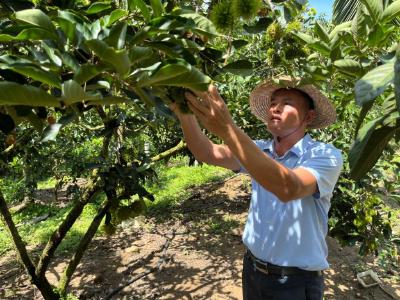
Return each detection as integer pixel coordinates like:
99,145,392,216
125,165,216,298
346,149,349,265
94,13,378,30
0,28,56,41
351,5,367,37
86,40,130,77
107,9,128,26
62,80,101,105
381,0,400,22
73,64,107,85
355,61,395,106
349,112,399,180
2,63,61,88
105,21,127,49
86,2,112,14
314,21,330,44
354,101,373,137
0,82,61,107
359,0,383,22
333,59,363,77
137,59,210,91
329,21,352,46
173,9,219,37
150,0,164,17
243,17,273,34
293,32,316,44
129,0,150,21
15,9,55,32
310,41,331,56
42,42,62,67
222,60,253,76
129,46,154,64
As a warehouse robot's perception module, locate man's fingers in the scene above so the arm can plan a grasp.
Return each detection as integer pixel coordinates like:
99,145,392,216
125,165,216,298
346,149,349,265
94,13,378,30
185,91,210,113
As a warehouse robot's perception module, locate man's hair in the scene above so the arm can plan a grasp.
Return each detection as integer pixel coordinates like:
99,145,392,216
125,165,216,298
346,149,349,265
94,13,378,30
275,88,315,110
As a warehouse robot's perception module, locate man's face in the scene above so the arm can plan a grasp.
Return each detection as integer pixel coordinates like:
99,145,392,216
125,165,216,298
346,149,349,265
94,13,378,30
266,88,315,137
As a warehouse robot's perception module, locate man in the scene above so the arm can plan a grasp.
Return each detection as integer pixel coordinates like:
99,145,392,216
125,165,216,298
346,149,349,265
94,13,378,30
171,76,343,300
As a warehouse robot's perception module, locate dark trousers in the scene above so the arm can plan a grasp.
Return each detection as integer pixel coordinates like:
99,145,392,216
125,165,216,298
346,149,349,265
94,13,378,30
242,253,324,300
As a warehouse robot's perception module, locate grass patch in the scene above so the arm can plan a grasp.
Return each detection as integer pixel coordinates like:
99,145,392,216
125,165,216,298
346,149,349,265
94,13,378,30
147,160,232,211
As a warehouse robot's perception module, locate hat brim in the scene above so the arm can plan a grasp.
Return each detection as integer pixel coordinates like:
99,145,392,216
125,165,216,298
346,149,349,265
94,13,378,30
249,78,336,129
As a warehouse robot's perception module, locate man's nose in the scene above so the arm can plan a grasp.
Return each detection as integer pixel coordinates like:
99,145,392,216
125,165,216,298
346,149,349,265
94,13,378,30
270,103,282,113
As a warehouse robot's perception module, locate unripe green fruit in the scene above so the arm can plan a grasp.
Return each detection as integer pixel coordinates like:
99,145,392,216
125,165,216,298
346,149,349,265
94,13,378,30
266,22,283,42
210,1,236,32
232,0,262,20
284,20,302,34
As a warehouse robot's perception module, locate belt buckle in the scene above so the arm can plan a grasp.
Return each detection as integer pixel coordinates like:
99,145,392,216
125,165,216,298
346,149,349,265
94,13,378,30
254,260,269,275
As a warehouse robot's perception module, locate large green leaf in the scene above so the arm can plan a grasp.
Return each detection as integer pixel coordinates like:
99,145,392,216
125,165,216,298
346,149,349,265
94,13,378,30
61,80,101,105
15,9,55,32
0,28,56,41
243,17,274,34
174,9,219,37
359,0,383,22
381,0,400,22
351,5,367,37
150,0,164,17
349,112,399,180
222,60,253,76
136,59,210,91
73,64,107,84
2,63,61,88
314,22,330,44
0,82,60,107
105,21,127,49
129,46,154,64
106,9,128,26
355,61,395,106
86,2,112,14
86,40,130,77
129,0,150,21
333,59,363,77
293,32,315,44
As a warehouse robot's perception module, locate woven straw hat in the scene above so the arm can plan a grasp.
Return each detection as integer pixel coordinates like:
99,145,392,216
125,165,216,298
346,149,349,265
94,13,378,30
249,76,336,129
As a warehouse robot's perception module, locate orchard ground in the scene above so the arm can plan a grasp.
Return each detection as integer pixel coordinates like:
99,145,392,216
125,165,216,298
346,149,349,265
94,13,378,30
0,164,399,300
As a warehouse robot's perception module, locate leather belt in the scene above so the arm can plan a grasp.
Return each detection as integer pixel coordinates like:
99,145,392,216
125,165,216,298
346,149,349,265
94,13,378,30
246,250,323,277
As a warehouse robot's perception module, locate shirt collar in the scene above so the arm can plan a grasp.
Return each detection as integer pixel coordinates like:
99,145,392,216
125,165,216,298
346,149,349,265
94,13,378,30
264,133,314,158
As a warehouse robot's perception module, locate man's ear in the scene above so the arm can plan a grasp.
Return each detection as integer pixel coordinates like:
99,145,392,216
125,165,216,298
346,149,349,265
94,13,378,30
305,110,316,125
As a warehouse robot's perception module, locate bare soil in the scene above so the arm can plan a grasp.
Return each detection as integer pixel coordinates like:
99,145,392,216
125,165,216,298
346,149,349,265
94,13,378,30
0,175,399,300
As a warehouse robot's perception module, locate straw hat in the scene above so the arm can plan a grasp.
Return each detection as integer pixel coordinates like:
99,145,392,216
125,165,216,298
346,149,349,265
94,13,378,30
249,76,336,129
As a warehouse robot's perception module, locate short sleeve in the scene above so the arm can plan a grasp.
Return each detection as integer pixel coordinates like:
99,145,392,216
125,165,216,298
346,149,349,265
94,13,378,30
298,144,343,199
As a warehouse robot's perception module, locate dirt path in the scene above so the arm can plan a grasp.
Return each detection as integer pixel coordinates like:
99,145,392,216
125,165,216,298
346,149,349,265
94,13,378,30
0,175,399,299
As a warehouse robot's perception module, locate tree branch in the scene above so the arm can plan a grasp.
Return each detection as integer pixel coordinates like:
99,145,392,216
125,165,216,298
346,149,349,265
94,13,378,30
35,176,102,279
58,198,112,296
0,190,59,299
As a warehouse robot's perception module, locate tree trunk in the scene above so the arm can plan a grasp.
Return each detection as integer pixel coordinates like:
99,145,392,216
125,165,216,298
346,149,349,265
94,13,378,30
0,190,59,300
58,199,112,295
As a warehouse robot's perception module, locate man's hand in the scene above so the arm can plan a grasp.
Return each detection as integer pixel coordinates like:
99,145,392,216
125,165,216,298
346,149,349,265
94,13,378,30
185,84,237,140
